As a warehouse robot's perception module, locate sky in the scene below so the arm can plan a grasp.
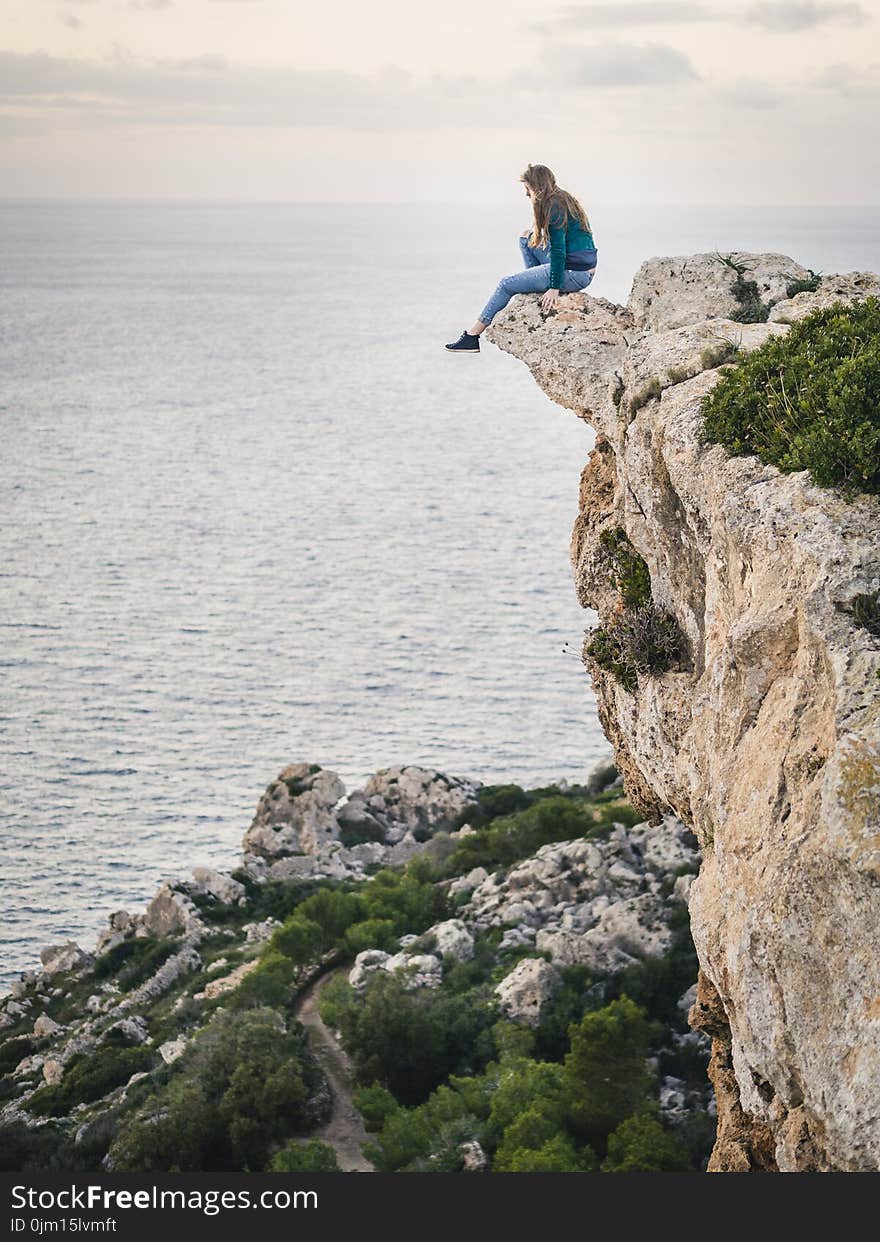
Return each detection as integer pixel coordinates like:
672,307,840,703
1,0,879,202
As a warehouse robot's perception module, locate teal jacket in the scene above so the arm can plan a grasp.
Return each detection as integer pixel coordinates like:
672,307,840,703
548,207,597,290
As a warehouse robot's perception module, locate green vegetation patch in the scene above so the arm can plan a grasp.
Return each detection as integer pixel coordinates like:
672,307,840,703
319,972,497,1106
26,1046,154,1117
0,1037,35,1076
93,936,177,992
701,339,740,370
715,253,770,323
701,299,880,495
269,1139,340,1172
838,589,880,638
444,793,639,877
108,1008,324,1172
361,986,710,1173
585,528,687,692
786,270,822,299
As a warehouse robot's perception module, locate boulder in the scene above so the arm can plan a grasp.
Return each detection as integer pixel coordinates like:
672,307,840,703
191,867,245,904
39,943,90,978
32,1014,63,1039
143,885,201,938
424,919,474,962
242,763,346,860
495,958,562,1027
100,1017,149,1046
158,1037,187,1065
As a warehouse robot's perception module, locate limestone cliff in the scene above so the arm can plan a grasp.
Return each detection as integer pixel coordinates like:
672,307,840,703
486,253,880,1172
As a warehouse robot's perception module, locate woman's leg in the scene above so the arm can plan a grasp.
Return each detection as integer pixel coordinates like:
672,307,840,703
519,233,550,269
561,268,596,294
470,264,551,334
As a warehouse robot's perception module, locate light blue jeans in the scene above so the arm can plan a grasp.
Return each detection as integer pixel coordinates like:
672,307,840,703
478,234,596,325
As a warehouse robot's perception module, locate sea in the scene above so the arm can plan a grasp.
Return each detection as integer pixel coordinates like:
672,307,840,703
1,201,878,988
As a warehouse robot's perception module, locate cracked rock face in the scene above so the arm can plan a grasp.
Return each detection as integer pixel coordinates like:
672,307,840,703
463,819,698,975
242,763,480,871
487,254,880,1172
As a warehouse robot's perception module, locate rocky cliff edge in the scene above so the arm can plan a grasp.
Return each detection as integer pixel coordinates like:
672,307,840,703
487,252,880,1171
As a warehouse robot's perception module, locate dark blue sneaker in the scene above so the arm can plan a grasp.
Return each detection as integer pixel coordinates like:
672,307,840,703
445,330,480,353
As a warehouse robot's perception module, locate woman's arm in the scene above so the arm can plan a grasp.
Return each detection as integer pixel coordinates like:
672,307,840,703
547,206,566,290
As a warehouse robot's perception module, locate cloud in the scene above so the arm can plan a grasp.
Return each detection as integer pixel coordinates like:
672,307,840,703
532,41,699,86
812,61,880,92
533,3,713,33
0,42,701,140
535,0,871,35
59,14,83,27
716,77,785,108
745,2,868,31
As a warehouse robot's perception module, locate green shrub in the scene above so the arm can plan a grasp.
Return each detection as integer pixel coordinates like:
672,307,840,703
487,1059,568,1141
93,937,176,990
601,1113,691,1172
226,951,299,1010
585,529,687,692
494,1134,595,1172
628,377,662,416
587,605,687,693
329,974,496,1106
271,917,324,965
838,589,880,638
228,875,319,924
597,527,652,610
564,997,655,1149
700,339,739,370
343,919,398,957
357,868,448,936
786,270,821,299
26,1046,154,1117
0,1036,35,1075
533,966,593,1061
715,253,769,323
701,299,880,494
109,1008,321,1172
444,795,616,876
268,1139,340,1172
364,1080,488,1172
665,364,696,386
454,779,528,829
0,1121,79,1172
353,1082,400,1132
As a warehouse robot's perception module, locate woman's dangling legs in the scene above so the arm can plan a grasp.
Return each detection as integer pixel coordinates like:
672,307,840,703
469,264,551,335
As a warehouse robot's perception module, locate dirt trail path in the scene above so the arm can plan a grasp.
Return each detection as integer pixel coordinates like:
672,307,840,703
295,969,374,1172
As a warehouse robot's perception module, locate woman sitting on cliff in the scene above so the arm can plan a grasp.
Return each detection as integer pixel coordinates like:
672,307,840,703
446,163,598,353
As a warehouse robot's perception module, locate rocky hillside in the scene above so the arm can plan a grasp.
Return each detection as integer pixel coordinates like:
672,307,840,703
0,762,712,1173
486,253,880,1171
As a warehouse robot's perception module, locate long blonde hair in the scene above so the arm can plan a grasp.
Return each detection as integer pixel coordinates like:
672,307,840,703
521,163,591,248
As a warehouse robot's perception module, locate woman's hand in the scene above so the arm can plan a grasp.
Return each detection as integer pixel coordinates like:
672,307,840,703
540,288,560,312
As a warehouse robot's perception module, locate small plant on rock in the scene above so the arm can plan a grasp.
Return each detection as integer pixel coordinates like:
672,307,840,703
786,270,822,299
700,338,740,370
628,377,662,416
585,528,688,692
714,253,770,323
837,589,880,638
